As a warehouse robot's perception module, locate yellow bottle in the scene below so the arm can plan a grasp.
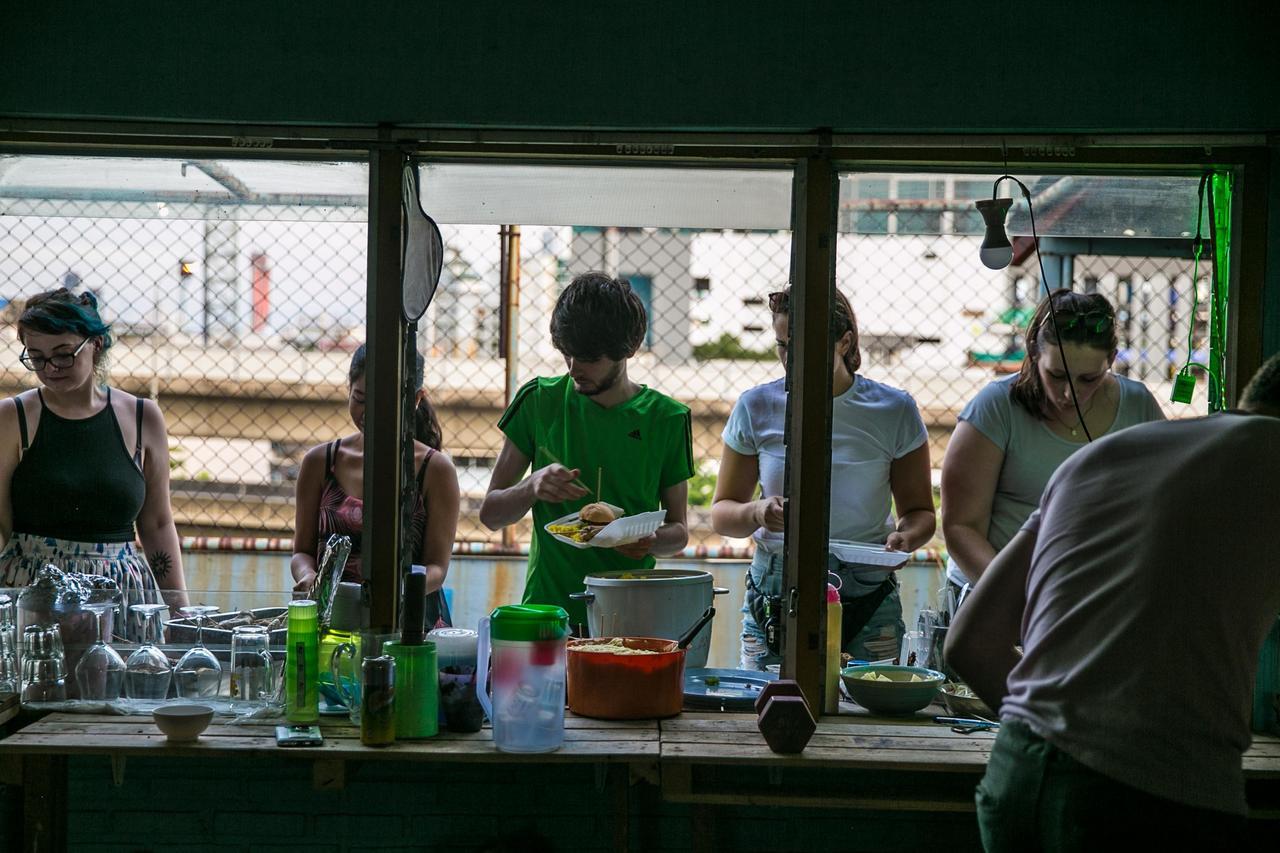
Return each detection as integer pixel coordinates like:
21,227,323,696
825,583,842,715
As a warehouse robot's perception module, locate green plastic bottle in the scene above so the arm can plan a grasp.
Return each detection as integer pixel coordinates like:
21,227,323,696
286,599,319,724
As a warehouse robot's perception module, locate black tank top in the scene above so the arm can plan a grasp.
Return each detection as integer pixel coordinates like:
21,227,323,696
10,389,147,543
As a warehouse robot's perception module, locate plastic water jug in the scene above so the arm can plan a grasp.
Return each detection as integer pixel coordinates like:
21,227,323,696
476,604,568,753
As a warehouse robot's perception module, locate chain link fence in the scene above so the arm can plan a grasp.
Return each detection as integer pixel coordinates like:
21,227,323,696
0,160,1212,555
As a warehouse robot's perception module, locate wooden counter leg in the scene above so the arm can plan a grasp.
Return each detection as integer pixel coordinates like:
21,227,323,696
609,764,629,853
24,754,67,853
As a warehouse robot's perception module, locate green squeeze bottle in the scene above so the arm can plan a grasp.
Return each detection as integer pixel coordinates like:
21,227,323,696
286,599,320,724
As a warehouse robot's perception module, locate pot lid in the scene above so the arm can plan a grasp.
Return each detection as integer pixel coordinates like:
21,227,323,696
582,569,711,586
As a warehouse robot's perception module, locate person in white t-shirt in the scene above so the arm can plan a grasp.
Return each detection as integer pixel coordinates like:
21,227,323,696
945,353,1280,851
941,289,1164,609
712,286,936,670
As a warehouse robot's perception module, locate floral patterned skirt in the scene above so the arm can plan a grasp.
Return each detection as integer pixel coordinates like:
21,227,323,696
0,533,162,641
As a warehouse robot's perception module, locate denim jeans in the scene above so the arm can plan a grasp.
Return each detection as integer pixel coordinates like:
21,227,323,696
740,550,905,671
977,719,1246,852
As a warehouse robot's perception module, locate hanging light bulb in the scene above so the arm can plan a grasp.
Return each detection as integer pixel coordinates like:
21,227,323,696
975,196,1014,270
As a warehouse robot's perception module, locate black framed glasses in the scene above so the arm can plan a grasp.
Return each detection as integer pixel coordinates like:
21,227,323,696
766,291,788,312
19,337,92,371
1057,310,1114,334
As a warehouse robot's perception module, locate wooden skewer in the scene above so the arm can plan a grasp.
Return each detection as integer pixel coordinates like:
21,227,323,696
596,467,602,503
537,446,591,492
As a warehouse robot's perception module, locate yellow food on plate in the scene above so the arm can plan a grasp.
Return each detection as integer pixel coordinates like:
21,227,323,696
548,522,603,543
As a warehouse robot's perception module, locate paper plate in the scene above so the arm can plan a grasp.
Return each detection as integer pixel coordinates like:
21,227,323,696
828,540,911,568
546,503,665,549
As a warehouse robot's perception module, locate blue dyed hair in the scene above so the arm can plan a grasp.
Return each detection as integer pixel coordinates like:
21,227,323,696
18,288,113,360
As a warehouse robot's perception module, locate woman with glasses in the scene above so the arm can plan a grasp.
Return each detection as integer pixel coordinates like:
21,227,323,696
712,287,936,670
941,289,1164,601
0,288,188,638
290,344,459,626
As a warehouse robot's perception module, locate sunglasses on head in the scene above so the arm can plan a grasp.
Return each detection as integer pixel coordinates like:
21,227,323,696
1056,309,1114,334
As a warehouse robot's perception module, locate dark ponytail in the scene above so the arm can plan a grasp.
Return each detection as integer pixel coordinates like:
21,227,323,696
349,343,445,450
413,394,443,450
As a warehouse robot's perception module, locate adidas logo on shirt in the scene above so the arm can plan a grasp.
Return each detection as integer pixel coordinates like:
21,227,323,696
627,429,642,441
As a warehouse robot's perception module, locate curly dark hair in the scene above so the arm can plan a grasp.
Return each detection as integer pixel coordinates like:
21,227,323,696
1241,352,1280,415
550,272,648,362
1009,289,1118,418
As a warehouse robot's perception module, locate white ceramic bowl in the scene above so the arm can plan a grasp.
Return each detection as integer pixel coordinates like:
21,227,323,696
153,703,214,741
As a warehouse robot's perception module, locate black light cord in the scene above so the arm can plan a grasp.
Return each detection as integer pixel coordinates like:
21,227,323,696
992,175,1095,443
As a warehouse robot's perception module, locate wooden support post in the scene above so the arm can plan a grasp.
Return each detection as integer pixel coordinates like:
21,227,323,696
365,146,408,633
1228,151,1272,399
783,154,838,711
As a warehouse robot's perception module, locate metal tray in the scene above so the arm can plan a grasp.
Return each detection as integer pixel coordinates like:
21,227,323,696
165,606,288,646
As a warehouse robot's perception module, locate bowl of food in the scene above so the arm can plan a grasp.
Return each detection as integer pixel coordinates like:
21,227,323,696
840,664,945,715
567,636,685,719
939,682,996,719
153,703,214,742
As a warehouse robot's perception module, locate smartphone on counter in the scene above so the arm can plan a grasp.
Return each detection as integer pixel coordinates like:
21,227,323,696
275,725,324,747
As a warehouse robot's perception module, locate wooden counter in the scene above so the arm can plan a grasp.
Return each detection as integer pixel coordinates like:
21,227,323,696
1,708,1278,852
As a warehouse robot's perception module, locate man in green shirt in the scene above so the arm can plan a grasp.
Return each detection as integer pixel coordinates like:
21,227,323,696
480,272,694,629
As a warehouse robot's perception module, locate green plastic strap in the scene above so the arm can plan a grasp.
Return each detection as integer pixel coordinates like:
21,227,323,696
1210,172,1233,412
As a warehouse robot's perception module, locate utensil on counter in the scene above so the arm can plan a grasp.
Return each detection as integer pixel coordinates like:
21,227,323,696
935,714,999,734
677,606,715,650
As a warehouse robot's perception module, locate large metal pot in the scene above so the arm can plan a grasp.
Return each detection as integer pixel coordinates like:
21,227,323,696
569,569,729,668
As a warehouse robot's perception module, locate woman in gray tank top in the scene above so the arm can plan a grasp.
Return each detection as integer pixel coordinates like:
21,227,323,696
0,288,189,639
941,289,1164,595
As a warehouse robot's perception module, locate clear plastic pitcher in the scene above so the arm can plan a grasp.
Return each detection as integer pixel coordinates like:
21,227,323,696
476,604,568,753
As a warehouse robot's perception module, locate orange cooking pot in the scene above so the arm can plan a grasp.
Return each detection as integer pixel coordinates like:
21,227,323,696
567,637,686,719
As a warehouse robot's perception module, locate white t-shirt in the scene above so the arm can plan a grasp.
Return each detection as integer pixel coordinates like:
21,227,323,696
722,374,928,553
1002,413,1280,815
946,373,1164,585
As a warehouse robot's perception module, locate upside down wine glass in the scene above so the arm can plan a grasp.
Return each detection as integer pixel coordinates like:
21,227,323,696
75,593,126,700
125,603,172,700
175,605,222,699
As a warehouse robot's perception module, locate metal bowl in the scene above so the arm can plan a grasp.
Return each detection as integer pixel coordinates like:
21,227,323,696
939,682,996,719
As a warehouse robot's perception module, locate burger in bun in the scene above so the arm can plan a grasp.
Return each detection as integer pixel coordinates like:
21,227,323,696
579,503,618,525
